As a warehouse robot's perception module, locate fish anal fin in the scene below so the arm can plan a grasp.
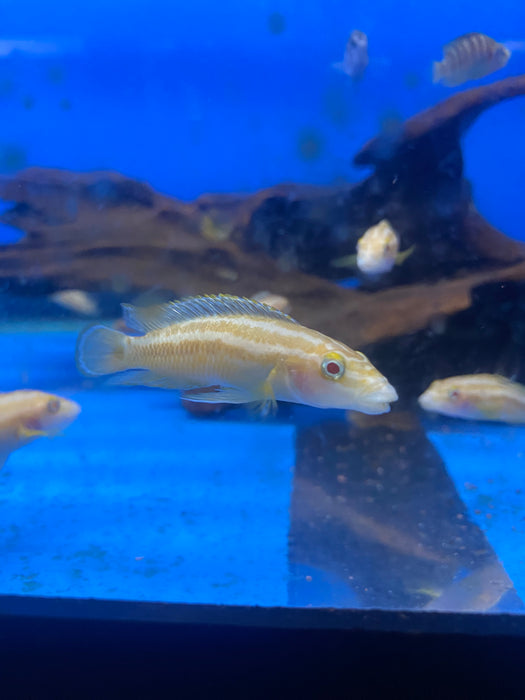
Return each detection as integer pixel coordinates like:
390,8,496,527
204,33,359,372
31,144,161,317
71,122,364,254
181,385,254,405
108,370,181,389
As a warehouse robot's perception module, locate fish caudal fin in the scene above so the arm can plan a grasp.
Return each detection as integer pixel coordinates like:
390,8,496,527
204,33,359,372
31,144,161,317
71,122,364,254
76,325,128,377
432,61,442,84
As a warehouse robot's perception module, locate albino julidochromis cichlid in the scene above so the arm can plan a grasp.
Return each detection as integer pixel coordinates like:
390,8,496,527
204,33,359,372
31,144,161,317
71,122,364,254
0,390,81,468
76,294,398,414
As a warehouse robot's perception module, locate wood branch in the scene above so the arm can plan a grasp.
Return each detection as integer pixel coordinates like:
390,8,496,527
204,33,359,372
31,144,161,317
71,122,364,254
0,76,525,354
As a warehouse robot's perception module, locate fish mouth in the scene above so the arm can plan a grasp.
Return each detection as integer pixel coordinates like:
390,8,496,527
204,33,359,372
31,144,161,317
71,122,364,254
57,400,82,427
356,380,398,414
417,392,433,411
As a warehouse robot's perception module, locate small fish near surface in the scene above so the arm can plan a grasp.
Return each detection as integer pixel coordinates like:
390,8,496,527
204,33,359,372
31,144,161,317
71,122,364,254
418,374,525,423
49,289,99,317
0,390,80,469
433,33,511,87
333,30,369,81
331,219,414,276
76,294,398,415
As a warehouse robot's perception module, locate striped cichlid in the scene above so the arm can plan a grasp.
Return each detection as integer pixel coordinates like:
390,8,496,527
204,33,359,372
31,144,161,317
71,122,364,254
76,294,398,414
418,374,525,423
433,33,510,87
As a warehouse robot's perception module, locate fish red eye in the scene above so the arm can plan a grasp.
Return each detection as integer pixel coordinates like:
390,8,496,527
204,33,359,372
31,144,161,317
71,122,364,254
47,399,61,414
449,390,460,402
321,354,345,380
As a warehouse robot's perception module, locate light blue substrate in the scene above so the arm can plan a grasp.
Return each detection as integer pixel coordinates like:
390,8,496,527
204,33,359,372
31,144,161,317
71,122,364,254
1,325,525,609
426,423,525,602
0,325,295,605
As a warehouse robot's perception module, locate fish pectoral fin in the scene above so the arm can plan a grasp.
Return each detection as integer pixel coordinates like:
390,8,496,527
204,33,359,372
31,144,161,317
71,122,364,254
181,385,253,405
252,366,280,417
395,244,416,266
331,253,357,269
17,425,48,439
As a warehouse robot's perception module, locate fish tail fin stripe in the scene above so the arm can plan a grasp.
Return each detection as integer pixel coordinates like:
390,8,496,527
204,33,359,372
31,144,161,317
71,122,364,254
76,325,128,377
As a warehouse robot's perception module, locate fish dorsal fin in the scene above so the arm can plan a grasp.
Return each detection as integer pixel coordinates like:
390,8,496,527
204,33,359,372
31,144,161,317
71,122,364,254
121,294,298,333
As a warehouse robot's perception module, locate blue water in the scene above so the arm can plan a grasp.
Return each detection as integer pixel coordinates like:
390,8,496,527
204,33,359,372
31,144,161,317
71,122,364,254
0,1,524,236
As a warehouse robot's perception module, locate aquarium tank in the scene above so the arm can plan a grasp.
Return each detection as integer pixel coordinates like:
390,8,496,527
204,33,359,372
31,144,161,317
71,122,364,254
1,0,525,628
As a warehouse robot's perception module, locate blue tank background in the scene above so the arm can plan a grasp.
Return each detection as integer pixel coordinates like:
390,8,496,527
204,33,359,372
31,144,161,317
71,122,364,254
0,0,524,237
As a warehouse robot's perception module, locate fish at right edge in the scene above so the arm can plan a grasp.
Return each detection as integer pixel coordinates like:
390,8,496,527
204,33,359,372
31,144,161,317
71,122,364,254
433,33,510,87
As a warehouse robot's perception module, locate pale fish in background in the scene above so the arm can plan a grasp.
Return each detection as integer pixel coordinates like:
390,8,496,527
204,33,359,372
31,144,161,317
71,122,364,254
331,219,414,276
251,291,291,314
0,390,81,469
418,374,525,423
76,294,398,414
49,290,99,317
332,29,369,81
200,214,233,242
423,562,514,612
432,33,510,87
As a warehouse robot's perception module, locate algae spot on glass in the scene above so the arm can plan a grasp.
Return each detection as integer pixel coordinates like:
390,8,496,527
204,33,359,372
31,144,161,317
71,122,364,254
267,12,286,35
323,87,351,128
22,95,35,110
297,129,324,161
0,144,28,173
47,65,65,84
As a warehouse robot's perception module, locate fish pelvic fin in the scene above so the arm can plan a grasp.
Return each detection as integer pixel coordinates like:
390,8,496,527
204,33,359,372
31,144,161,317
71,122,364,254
17,425,48,440
432,61,442,84
249,364,281,417
76,325,128,377
395,244,416,266
331,253,358,269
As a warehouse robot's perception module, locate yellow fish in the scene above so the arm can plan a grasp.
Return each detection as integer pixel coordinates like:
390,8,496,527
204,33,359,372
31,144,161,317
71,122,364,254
332,219,414,276
0,390,81,468
76,295,398,414
418,374,525,423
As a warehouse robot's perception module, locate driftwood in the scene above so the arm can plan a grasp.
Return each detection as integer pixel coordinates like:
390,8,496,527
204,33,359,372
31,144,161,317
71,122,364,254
0,75,525,354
